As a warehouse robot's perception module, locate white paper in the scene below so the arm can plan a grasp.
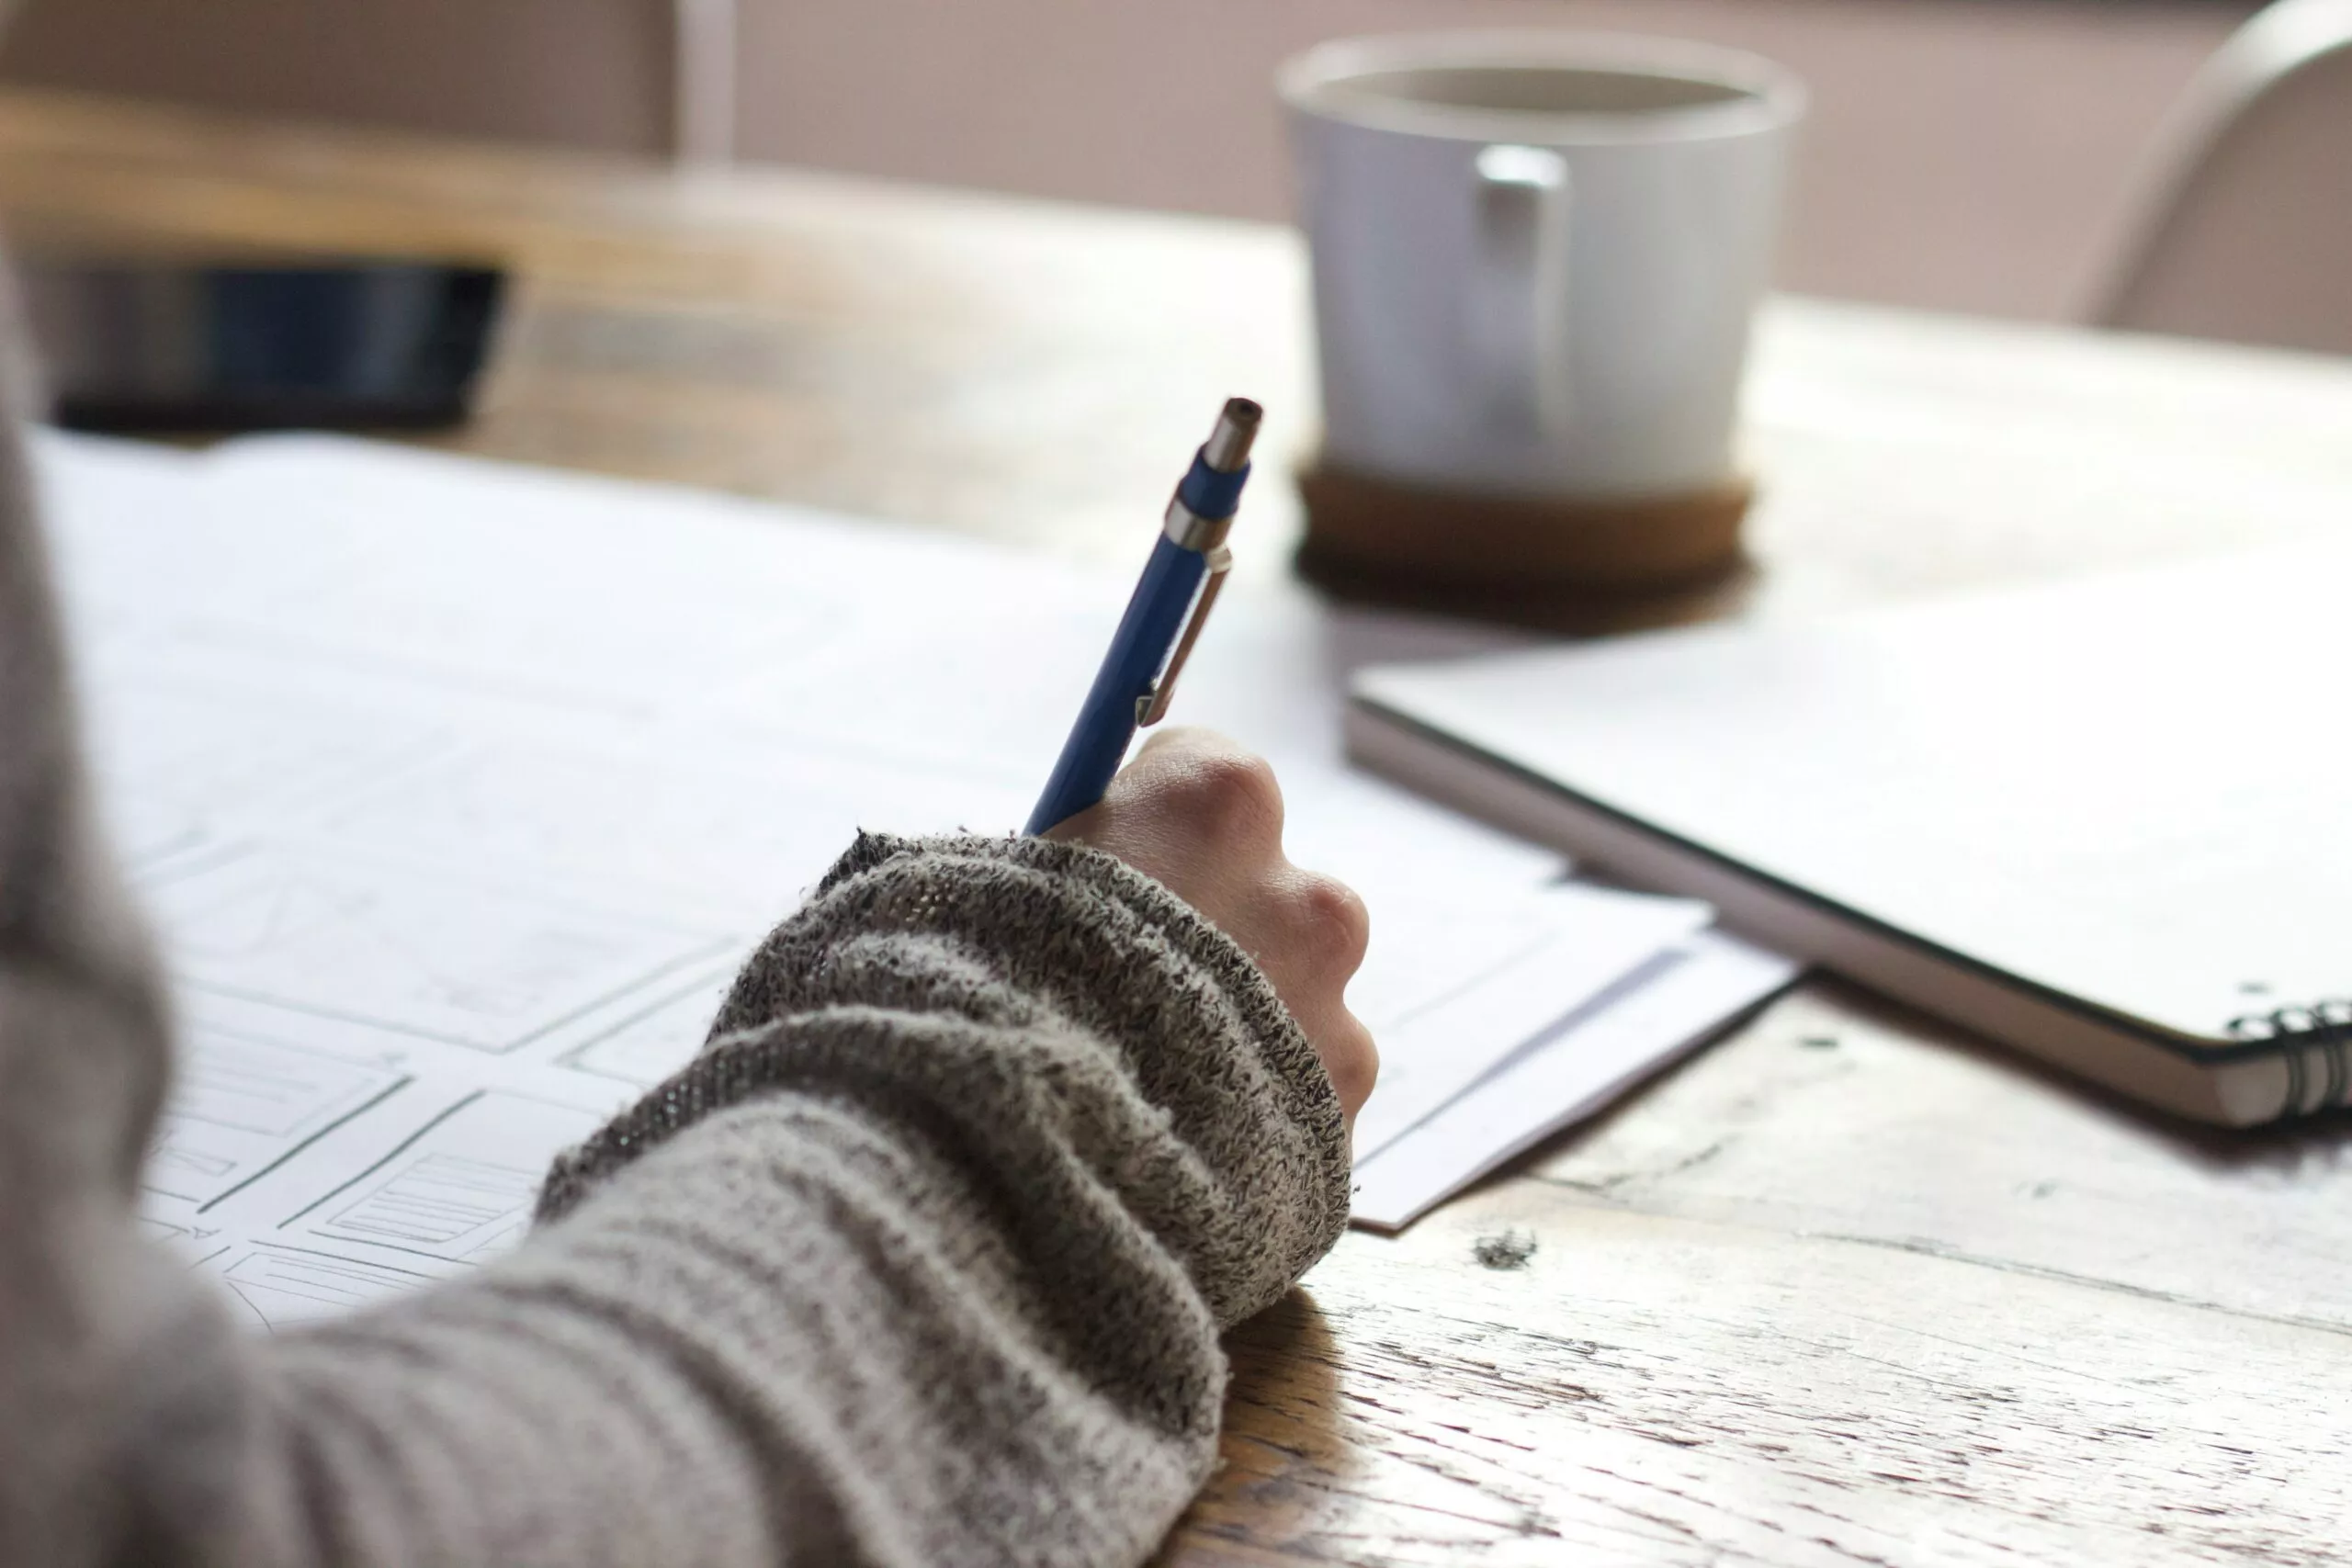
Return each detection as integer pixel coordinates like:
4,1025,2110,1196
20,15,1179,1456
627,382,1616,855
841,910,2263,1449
1350,931,1802,1231
31,429,1757,1308
1346,884,1713,1162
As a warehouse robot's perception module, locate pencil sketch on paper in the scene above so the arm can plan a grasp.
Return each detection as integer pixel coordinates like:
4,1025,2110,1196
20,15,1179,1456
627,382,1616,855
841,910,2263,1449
142,1026,409,1208
562,969,737,1089
281,1092,608,1268
307,741,885,921
38,429,1783,1308
141,846,729,1053
217,1247,435,1331
76,669,451,866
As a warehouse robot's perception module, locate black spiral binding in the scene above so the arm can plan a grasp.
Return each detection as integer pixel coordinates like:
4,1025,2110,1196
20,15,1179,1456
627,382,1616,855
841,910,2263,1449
2226,999,2352,1115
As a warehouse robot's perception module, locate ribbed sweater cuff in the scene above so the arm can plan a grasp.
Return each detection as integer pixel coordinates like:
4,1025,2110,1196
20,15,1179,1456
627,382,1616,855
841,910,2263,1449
537,832,1351,1325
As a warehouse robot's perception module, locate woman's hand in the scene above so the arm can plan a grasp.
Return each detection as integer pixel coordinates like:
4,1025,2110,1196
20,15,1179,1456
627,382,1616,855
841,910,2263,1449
1046,727,1378,1126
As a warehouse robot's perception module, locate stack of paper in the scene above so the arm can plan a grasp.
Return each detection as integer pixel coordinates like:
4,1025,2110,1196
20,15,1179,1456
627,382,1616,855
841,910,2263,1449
38,432,1794,1323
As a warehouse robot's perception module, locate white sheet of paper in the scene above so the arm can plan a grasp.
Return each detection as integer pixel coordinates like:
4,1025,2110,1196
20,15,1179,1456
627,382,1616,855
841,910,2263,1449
34,428,1750,1307
1350,931,1801,1231
1346,885,1713,1162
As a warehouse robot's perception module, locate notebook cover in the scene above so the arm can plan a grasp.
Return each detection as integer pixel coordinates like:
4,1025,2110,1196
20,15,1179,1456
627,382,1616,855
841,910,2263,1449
1351,534,2352,1057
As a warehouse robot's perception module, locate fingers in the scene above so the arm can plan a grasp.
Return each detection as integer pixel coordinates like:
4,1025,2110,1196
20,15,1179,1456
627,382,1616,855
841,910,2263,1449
1046,728,1283,870
1255,869,1376,1120
1126,727,1285,852
1310,1010,1380,1122
1248,868,1369,1010
1042,727,1378,1124
1294,868,1373,979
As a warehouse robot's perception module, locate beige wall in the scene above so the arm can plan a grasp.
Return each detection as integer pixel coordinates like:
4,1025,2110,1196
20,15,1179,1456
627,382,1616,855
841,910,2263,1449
0,0,2256,321
733,0,2251,321
0,0,675,153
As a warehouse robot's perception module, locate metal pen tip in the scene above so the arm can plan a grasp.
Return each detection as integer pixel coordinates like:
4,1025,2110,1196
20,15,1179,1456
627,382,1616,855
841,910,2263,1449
1202,397,1262,473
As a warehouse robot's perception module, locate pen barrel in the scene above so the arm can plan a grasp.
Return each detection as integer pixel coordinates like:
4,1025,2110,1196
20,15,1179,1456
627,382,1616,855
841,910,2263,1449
1023,534,1208,835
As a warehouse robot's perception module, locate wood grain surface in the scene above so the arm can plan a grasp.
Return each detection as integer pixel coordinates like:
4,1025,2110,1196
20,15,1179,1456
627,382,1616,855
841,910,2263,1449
3,89,2348,1567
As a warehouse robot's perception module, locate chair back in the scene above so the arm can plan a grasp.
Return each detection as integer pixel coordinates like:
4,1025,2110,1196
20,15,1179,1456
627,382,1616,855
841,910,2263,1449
2095,0,2352,355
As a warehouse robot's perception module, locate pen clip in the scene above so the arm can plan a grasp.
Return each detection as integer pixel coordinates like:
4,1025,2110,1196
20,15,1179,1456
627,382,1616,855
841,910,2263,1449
1136,545,1232,727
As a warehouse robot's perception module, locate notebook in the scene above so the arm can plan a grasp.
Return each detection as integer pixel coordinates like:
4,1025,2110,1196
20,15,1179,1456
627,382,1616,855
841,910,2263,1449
1349,533,2352,1127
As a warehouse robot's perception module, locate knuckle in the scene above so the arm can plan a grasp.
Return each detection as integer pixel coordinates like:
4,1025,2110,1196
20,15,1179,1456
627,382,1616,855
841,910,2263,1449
1324,1018,1380,1111
1172,750,1284,839
1293,873,1372,971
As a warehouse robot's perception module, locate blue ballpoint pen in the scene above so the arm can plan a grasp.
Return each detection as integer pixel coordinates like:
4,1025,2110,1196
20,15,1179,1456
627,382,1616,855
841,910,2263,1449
1023,398,1261,835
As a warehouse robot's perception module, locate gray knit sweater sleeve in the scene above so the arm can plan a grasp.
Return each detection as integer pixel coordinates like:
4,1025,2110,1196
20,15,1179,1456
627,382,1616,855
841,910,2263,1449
0,400,1351,1562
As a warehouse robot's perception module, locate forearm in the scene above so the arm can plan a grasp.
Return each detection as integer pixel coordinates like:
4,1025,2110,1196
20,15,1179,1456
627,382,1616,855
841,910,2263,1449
267,1086,1213,1566
224,833,1346,1567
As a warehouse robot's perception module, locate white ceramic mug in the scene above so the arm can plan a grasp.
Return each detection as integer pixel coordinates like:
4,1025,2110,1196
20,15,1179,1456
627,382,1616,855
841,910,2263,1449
1282,33,1804,500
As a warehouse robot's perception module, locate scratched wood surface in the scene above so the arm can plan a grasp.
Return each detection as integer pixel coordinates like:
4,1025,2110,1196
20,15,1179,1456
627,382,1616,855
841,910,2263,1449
3,90,2349,1567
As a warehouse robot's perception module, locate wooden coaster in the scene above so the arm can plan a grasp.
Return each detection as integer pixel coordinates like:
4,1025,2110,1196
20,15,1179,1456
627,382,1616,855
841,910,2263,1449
1295,460,1755,624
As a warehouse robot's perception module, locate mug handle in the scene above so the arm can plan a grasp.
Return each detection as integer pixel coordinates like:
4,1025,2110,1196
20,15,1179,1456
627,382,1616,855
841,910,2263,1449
1470,144,1570,436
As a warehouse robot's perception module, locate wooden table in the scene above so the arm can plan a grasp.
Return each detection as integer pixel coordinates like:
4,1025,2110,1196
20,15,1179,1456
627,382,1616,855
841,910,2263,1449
6,89,2351,1566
